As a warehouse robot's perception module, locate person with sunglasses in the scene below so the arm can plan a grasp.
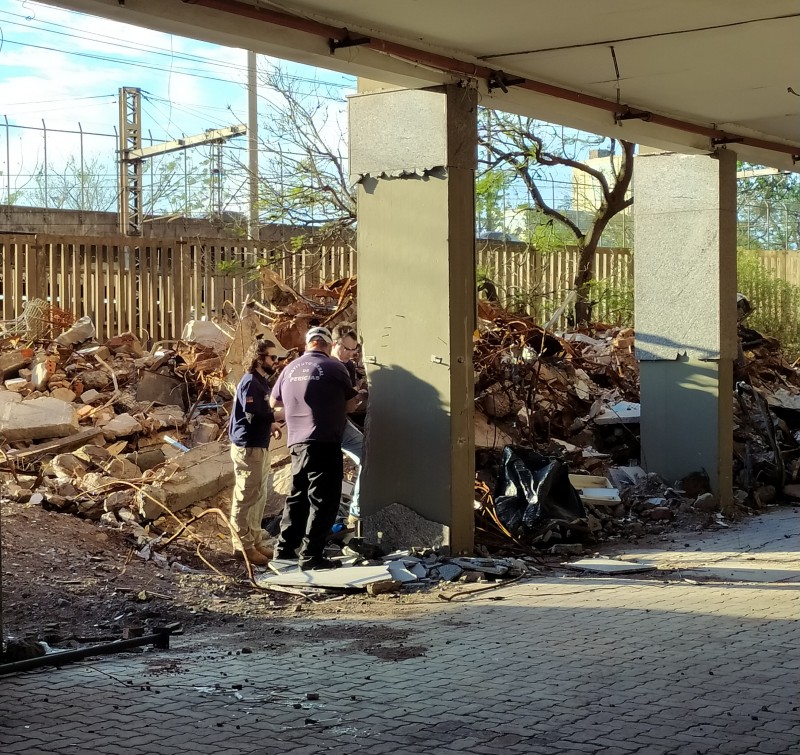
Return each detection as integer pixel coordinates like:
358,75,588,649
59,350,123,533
330,323,366,526
228,339,283,566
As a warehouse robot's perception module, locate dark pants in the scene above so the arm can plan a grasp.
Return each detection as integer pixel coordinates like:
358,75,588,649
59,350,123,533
276,442,343,560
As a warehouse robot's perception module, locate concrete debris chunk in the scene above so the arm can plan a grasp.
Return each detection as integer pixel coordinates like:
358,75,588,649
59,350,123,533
102,456,142,480
79,369,111,391
449,557,510,576
136,440,233,519
51,453,89,479
608,466,647,489
549,543,584,555
386,560,420,583
367,579,402,595
136,370,188,409
147,405,186,430
104,332,145,357
181,320,233,353
0,396,80,441
77,345,112,362
50,387,77,403
257,562,393,590
191,418,219,445
0,348,34,379
765,388,800,412
593,401,641,425
102,413,143,439
123,449,167,471
74,444,111,465
54,315,94,346
31,357,58,391
694,492,719,512
433,564,463,582
474,411,514,449
361,502,449,553
104,490,135,512
80,388,103,404
77,471,116,494
782,484,800,499
409,563,428,579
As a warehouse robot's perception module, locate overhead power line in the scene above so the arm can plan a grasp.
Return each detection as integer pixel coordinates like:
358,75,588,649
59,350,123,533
2,94,116,107
1,38,248,85
0,10,354,89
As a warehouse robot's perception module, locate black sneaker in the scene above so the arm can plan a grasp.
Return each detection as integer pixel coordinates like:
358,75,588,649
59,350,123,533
300,556,342,571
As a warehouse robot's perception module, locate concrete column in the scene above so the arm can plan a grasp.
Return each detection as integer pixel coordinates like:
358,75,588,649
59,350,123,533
349,83,477,553
634,150,737,505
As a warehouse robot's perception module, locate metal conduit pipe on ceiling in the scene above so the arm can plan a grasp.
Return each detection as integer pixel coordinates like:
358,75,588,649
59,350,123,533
184,0,799,162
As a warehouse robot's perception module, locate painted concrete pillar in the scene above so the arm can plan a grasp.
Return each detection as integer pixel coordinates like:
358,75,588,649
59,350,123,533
634,150,737,505
349,83,477,553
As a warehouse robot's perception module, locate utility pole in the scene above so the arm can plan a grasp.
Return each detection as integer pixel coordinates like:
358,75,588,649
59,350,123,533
247,51,260,241
117,87,247,236
210,141,224,220
118,87,143,235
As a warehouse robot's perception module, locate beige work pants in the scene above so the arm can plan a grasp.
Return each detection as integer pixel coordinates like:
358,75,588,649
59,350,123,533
230,445,271,551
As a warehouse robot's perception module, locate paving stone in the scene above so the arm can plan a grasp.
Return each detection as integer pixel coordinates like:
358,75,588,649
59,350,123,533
1,511,798,755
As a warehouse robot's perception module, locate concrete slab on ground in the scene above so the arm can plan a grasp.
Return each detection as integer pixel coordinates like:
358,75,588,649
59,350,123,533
564,558,656,574
257,562,392,589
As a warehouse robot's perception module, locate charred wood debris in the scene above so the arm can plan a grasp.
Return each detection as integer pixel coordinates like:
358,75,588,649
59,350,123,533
1,282,799,590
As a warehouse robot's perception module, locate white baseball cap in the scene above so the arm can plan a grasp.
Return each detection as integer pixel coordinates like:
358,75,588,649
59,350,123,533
305,326,333,345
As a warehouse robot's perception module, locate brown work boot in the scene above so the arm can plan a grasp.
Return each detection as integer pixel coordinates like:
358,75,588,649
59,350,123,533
238,547,270,566
255,542,274,559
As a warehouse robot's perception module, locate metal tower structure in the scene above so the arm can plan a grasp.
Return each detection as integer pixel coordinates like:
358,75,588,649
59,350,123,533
118,87,144,236
117,87,246,236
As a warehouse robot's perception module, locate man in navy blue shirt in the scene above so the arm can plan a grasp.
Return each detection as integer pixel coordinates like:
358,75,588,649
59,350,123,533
229,339,283,566
270,326,358,570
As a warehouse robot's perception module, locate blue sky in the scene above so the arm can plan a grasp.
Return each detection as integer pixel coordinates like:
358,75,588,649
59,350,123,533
0,0,354,210
0,0,592,221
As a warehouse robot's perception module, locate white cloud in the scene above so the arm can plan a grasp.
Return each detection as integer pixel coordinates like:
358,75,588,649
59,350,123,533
0,0,353,209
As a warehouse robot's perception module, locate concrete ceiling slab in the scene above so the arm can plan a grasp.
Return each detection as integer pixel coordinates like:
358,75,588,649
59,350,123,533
41,0,800,169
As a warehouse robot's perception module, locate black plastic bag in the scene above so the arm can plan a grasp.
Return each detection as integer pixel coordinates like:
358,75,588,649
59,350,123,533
493,446,586,539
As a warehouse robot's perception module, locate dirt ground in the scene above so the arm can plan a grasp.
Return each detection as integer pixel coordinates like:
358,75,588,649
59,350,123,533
0,493,748,650
0,498,460,647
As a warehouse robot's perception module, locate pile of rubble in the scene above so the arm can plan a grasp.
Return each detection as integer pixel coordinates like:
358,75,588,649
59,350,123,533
0,279,356,532
3,282,800,580
472,296,800,553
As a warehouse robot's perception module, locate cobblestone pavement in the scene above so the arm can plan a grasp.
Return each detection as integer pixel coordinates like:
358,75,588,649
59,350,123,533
2,512,799,755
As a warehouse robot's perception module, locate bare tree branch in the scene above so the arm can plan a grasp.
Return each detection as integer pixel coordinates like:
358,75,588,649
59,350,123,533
479,110,635,323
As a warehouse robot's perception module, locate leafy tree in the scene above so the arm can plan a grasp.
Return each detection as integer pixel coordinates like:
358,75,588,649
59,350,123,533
737,166,800,250
475,168,515,237
480,114,634,324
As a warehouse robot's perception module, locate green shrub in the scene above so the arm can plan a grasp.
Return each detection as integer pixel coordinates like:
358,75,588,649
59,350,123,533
586,277,634,327
737,249,800,358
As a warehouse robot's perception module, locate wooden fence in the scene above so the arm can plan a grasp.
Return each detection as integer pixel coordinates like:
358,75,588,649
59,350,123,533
1,233,798,342
475,242,632,324
0,235,355,343
758,250,800,286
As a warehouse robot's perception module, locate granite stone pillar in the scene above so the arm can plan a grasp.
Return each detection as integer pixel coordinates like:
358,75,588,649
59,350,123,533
635,150,737,507
349,83,477,552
